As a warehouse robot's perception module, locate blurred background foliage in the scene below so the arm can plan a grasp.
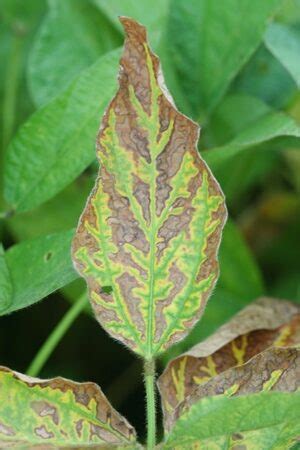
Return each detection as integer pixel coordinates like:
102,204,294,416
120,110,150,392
0,0,300,438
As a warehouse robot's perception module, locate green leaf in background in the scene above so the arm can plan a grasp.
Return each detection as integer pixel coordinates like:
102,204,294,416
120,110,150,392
0,243,12,312
163,392,300,449
0,366,137,448
28,0,121,106
93,0,170,49
0,0,46,202
4,48,121,213
7,176,93,241
265,23,300,88
203,94,271,148
205,110,300,169
167,0,282,119
233,45,296,109
202,95,284,206
2,230,77,315
217,220,264,298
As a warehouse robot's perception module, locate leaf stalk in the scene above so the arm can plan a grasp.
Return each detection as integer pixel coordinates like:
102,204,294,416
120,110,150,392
26,294,88,377
144,357,156,449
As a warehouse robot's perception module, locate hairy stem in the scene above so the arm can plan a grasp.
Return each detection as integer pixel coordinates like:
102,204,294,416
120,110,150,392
144,358,156,449
27,294,88,377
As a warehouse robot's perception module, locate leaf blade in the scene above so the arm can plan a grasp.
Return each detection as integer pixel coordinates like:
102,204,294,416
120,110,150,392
28,0,121,106
2,230,77,315
205,111,300,169
265,22,300,88
166,0,282,118
72,18,227,357
163,391,300,448
0,366,136,447
4,48,121,212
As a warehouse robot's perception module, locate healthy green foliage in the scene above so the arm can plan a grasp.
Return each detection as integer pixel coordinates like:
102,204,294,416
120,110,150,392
166,0,282,119
205,111,300,168
4,49,121,212
28,0,121,106
162,392,300,448
1,230,77,315
265,22,300,88
94,0,170,48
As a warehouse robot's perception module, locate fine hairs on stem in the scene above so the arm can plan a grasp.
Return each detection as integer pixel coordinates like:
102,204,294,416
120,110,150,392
144,358,156,449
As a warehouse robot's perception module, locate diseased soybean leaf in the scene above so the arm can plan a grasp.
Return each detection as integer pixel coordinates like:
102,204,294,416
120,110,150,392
0,366,136,448
265,23,300,88
0,244,12,313
205,110,300,170
72,18,227,358
28,0,121,106
4,48,121,213
158,297,300,432
162,391,300,449
166,0,282,119
1,230,77,315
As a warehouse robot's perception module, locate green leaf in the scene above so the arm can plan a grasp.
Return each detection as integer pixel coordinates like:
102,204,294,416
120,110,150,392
7,177,93,241
163,391,300,449
0,366,136,448
72,18,227,358
166,0,282,119
203,94,272,148
28,0,121,106
0,0,46,156
203,95,292,205
233,45,296,109
93,0,170,49
217,220,264,299
265,23,300,88
4,48,121,213
0,244,12,312
1,230,77,315
205,111,300,169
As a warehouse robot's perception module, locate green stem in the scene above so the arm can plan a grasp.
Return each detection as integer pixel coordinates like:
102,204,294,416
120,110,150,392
144,358,156,449
27,294,88,377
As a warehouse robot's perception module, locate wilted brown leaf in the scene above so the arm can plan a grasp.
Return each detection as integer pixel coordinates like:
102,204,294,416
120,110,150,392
158,297,300,431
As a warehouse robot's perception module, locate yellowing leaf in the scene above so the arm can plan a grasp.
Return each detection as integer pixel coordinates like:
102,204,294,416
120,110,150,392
158,297,300,432
72,17,227,358
0,366,136,448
